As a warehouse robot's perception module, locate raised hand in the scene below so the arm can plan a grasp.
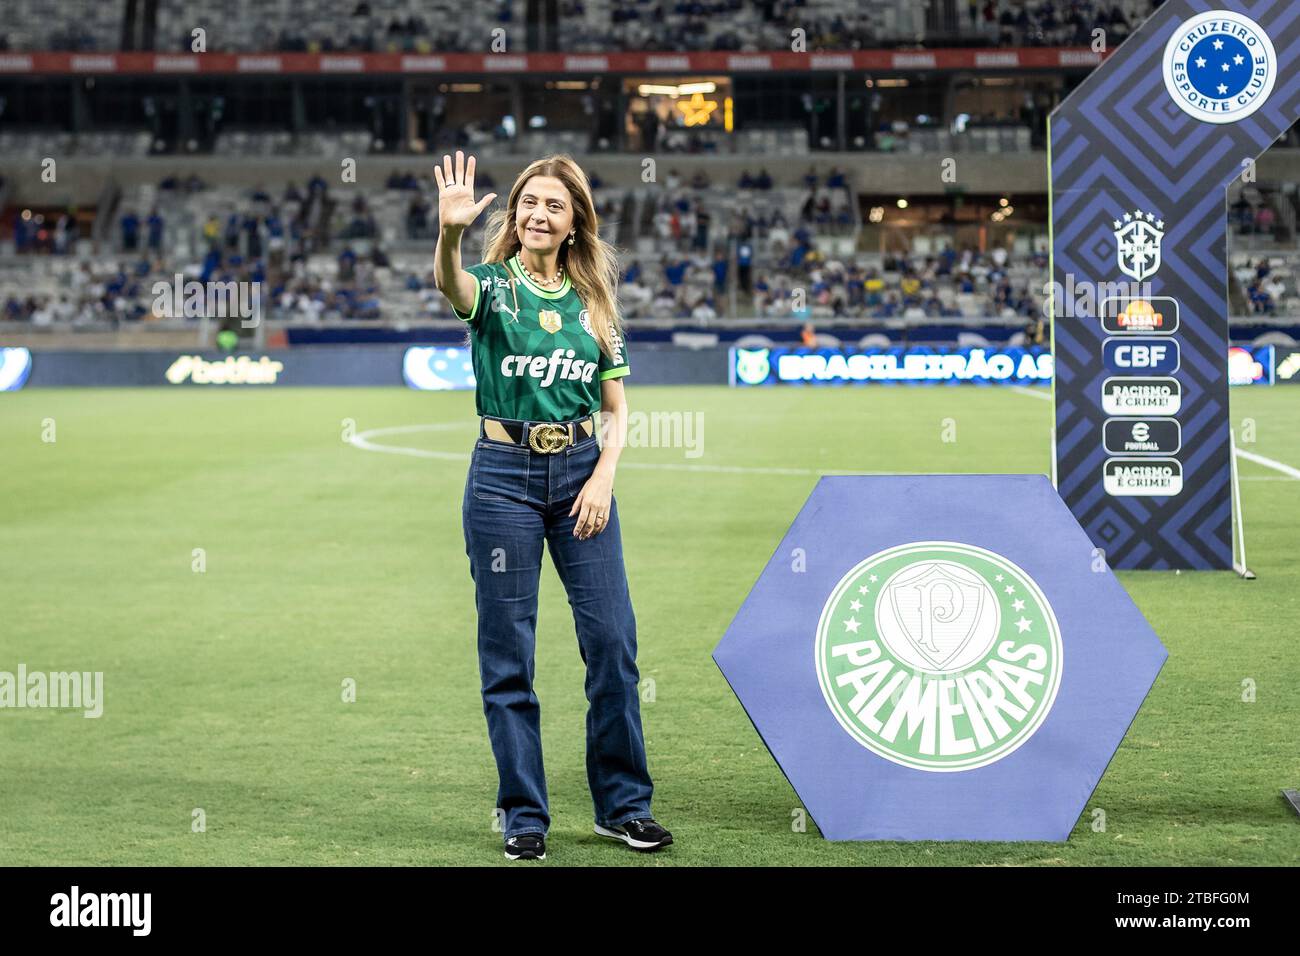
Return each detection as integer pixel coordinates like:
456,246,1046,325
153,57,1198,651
433,150,497,233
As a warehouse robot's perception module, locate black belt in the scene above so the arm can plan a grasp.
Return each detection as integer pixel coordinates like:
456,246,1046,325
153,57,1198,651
481,414,596,454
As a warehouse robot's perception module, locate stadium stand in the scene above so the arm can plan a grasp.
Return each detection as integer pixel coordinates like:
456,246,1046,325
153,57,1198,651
1,0,122,52
156,0,517,53
6,158,1300,341
2,0,1295,351
0,0,1156,52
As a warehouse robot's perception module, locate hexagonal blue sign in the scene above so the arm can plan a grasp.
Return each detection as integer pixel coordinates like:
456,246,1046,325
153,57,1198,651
713,475,1168,841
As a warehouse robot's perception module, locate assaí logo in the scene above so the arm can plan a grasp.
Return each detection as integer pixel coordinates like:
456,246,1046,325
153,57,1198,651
815,542,1063,772
498,347,597,386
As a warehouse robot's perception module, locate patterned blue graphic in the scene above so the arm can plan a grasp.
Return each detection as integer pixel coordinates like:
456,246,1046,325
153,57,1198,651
713,476,1167,841
1051,0,1300,569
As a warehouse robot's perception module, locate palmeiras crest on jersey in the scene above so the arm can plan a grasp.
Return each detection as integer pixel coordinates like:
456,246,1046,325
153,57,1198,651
578,309,594,337
1114,210,1165,282
814,542,1063,773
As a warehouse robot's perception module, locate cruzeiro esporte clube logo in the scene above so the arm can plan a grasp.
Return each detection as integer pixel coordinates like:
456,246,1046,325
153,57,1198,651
815,542,1063,772
1163,10,1277,124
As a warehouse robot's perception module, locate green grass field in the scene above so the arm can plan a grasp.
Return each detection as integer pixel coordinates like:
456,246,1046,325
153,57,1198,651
1,384,1297,866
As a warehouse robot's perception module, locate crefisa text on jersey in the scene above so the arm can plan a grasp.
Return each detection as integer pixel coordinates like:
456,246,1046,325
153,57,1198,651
499,347,598,386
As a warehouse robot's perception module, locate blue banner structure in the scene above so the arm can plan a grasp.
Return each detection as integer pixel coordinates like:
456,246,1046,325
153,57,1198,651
15,348,408,387
713,475,1167,841
1050,1,1300,569
1277,348,1300,383
0,347,32,390
402,346,477,390
1228,344,1274,385
730,346,1053,386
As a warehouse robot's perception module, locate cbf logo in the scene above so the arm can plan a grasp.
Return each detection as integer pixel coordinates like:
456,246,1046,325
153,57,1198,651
814,542,1062,772
1114,210,1164,282
1163,10,1277,124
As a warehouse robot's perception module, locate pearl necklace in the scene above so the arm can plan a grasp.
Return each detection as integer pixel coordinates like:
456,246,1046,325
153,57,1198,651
517,254,564,287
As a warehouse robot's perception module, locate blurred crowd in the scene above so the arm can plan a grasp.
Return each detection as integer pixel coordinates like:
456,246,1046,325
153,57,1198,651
618,245,1047,323
568,0,879,53
967,0,1149,47
4,172,398,324
1,0,1156,53
263,2,514,53
1244,259,1288,316
5,158,1292,328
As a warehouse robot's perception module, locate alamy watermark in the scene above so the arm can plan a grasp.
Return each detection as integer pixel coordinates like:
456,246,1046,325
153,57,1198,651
599,410,704,458
1,665,103,718
1042,276,1154,319
50,886,150,935
152,273,261,327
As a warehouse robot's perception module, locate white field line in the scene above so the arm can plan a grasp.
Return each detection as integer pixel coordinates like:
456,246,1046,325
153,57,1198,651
1235,448,1300,481
349,423,904,476
1006,385,1300,481
1009,385,1052,401
351,397,1300,482
347,423,472,461
351,424,915,476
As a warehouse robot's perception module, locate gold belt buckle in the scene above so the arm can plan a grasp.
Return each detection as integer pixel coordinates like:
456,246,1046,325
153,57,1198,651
528,423,569,454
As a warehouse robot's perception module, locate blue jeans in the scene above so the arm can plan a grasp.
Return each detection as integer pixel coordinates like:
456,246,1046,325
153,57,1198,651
462,420,654,840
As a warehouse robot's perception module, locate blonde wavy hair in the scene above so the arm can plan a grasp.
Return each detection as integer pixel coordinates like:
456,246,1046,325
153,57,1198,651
478,154,624,360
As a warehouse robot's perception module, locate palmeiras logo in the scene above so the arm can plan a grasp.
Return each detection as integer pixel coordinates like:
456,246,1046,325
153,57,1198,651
814,542,1063,772
1163,10,1277,124
1114,210,1164,282
578,309,594,337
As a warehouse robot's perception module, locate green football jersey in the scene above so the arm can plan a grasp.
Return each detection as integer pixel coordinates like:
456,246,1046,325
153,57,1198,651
453,253,629,422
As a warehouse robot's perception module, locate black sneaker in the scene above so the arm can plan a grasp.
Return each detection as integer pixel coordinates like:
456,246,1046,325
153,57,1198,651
504,834,546,860
594,818,673,851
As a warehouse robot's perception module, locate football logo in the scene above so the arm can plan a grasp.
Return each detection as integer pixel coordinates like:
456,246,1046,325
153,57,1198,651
578,309,594,337
539,309,562,334
815,542,1063,772
1163,10,1277,124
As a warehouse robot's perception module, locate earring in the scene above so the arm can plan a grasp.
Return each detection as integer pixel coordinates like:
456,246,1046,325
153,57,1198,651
568,233,576,245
